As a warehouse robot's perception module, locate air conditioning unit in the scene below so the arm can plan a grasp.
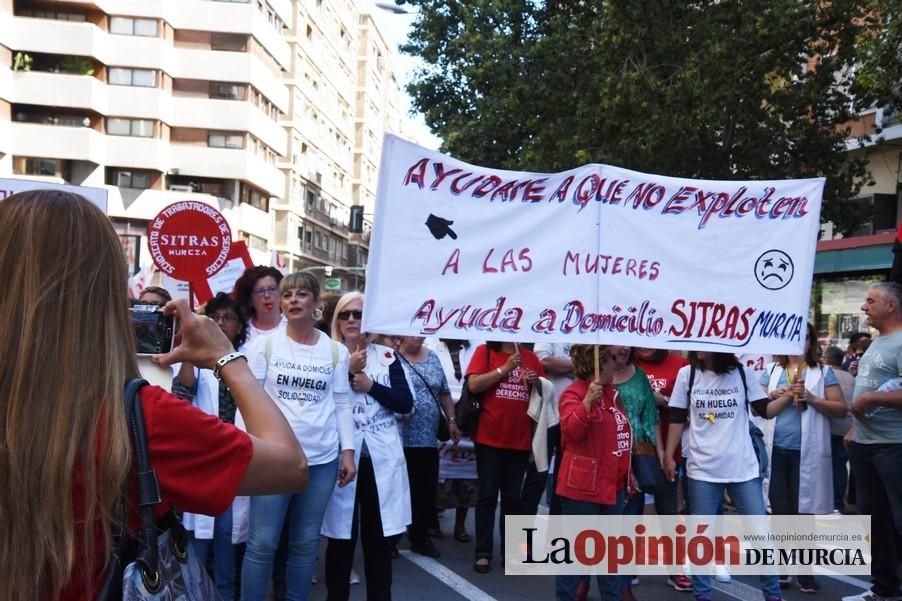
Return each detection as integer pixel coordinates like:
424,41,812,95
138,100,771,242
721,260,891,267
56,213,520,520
168,185,193,192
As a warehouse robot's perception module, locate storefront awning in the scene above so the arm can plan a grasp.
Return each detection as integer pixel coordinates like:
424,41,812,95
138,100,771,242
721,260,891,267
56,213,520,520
814,232,895,274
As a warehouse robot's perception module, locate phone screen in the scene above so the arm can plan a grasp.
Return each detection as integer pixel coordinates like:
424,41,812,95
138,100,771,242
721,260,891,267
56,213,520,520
131,304,175,356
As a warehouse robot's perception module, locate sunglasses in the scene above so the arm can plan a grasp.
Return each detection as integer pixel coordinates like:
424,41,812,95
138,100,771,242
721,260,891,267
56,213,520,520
337,310,363,321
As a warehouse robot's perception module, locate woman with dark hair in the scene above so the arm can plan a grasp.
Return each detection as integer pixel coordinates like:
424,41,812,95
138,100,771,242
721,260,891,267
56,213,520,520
465,341,545,574
234,265,285,343
554,345,632,601
0,190,307,601
664,352,783,601
171,292,251,600
759,322,846,593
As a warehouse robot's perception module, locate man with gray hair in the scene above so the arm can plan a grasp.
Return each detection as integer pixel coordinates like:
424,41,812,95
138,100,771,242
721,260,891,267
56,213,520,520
842,281,902,601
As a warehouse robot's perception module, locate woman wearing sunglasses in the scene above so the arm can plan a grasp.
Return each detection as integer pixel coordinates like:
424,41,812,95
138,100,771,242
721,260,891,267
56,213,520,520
172,292,250,601
322,292,414,601
234,265,286,343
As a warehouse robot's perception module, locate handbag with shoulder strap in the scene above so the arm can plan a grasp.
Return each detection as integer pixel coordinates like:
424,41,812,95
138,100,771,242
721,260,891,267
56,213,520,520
398,353,451,442
97,379,220,601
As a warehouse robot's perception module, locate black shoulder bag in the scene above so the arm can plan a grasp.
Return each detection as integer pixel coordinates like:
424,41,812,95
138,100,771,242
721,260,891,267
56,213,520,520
455,345,491,437
97,379,220,600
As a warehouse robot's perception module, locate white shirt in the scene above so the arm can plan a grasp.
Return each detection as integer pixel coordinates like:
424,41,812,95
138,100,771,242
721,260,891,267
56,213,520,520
669,365,765,483
245,314,287,345
244,328,353,465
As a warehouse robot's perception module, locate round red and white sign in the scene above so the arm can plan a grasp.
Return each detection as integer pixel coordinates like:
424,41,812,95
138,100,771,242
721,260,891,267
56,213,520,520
147,201,232,281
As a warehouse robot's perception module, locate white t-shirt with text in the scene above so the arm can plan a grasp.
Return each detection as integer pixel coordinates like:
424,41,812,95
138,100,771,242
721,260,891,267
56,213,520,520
669,365,766,483
245,329,352,465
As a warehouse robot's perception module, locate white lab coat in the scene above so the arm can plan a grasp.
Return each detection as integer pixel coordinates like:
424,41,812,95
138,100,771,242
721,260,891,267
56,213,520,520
321,344,412,539
765,363,834,515
176,366,244,543
526,377,557,472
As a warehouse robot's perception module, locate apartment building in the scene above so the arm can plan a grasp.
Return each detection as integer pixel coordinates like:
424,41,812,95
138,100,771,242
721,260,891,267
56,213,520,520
0,0,404,278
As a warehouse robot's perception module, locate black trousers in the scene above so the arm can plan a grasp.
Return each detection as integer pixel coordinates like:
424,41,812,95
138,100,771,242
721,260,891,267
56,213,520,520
474,443,529,559
849,442,902,598
403,446,439,547
325,455,396,601
520,425,560,516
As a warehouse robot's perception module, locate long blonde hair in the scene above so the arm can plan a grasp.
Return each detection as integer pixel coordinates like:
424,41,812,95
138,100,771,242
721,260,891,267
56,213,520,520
0,190,136,599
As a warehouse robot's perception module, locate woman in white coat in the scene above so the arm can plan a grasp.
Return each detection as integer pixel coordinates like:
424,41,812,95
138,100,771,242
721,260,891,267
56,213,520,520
322,292,414,601
759,322,846,593
172,292,249,601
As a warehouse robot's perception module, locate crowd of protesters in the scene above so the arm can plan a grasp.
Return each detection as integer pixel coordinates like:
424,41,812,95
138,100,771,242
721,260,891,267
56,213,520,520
130,260,900,601
2,190,899,601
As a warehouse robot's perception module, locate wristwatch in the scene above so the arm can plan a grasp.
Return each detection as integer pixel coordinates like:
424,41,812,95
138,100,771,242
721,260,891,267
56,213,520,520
213,351,247,381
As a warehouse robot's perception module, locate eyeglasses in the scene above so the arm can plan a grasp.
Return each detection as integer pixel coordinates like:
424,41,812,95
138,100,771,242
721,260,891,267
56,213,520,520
337,310,363,321
210,312,239,323
252,285,278,297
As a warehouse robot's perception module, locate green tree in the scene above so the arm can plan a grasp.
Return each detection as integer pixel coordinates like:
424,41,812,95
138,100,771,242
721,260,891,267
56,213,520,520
401,0,890,234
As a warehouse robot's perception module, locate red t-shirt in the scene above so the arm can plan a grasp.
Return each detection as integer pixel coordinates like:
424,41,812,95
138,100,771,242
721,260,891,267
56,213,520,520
466,345,546,451
634,352,688,462
59,385,253,601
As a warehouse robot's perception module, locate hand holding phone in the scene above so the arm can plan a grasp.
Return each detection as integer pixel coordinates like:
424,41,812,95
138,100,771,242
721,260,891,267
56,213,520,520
151,299,234,369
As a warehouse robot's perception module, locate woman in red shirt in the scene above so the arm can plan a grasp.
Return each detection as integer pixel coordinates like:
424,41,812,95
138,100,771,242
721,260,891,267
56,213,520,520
466,341,545,574
0,190,309,601
555,345,633,601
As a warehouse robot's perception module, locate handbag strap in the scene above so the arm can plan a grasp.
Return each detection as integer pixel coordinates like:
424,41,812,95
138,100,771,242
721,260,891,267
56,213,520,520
398,352,445,417
123,378,163,586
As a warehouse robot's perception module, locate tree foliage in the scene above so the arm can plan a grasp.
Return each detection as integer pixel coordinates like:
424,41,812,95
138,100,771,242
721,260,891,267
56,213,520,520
401,0,897,234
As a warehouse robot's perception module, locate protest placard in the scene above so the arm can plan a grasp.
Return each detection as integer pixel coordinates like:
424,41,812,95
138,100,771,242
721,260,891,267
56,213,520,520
364,135,824,355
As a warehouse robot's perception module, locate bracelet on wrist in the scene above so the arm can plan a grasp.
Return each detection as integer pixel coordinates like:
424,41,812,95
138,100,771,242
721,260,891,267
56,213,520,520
213,351,247,380
495,367,504,377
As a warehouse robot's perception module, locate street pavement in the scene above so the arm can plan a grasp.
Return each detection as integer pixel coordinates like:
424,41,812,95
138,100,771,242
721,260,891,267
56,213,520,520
308,509,875,601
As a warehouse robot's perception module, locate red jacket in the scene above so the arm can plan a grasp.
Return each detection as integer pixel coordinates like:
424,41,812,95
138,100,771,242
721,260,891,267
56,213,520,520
556,379,632,506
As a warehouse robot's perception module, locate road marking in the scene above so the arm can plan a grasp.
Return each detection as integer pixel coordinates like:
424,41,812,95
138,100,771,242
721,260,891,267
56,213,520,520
400,550,499,601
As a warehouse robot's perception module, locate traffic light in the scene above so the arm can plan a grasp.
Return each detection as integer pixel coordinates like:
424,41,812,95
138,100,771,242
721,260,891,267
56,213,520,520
349,205,364,233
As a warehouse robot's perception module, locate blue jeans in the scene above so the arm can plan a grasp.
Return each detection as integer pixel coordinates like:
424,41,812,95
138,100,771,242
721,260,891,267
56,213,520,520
831,435,848,512
241,458,338,601
191,506,237,601
688,478,781,599
554,491,626,601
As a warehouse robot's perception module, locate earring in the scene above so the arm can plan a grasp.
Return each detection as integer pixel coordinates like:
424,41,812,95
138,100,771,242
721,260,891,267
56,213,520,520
313,307,324,321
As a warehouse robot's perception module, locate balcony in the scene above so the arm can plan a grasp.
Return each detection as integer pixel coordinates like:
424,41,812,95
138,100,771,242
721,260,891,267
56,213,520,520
169,144,284,197
12,17,101,59
169,1,290,69
169,96,286,154
105,135,168,171
170,47,288,112
10,121,105,163
104,187,225,221
5,71,106,112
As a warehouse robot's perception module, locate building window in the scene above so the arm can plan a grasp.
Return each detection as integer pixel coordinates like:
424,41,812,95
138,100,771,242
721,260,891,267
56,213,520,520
211,33,248,52
210,82,246,100
110,16,158,37
240,184,269,212
107,168,152,189
108,67,156,87
17,9,86,21
208,132,245,149
13,156,71,180
107,118,156,137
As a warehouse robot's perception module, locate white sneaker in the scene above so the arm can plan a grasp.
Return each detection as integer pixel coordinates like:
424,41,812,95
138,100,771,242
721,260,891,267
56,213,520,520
714,565,732,583
631,577,640,586
350,569,361,585
841,591,902,601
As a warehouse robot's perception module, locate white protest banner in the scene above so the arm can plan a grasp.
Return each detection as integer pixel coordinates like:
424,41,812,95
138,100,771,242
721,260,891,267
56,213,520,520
364,135,824,355
0,177,108,213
